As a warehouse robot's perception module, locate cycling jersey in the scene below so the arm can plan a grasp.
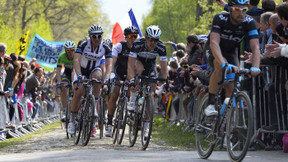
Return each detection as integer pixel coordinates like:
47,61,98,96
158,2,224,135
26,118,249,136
76,37,112,71
205,11,258,66
208,11,258,53
57,52,73,81
112,42,131,80
129,38,167,76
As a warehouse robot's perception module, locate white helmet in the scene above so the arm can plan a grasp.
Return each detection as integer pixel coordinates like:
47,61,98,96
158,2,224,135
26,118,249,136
145,25,162,39
103,38,113,49
64,41,75,49
88,24,104,35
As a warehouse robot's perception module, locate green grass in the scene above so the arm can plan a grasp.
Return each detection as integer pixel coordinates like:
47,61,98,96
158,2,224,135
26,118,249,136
152,117,196,150
0,121,60,150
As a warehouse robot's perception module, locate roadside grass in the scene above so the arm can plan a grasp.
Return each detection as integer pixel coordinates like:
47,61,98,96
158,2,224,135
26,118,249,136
152,117,196,150
0,121,60,150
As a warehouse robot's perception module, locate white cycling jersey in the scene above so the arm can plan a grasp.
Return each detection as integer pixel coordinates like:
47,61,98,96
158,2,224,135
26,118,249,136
75,37,112,71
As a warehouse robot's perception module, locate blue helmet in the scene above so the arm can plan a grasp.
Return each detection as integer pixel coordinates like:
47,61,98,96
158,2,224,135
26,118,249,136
228,0,249,6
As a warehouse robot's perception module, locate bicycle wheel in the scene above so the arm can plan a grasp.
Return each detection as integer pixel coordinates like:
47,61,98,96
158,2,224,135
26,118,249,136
141,95,153,150
195,94,216,159
128,99,139,147
65,102,70,139
74,110,82,145
81,95,95,146
226,91,253,162
117,98,128,145
99,97,104,139
112,105,119,144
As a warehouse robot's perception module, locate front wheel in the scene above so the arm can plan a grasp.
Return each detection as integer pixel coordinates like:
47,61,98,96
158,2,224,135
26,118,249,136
128,99,139,147
81,95,95,146
117,98,128,145
226,91,253,162
195,94,216,159
141,96,153,150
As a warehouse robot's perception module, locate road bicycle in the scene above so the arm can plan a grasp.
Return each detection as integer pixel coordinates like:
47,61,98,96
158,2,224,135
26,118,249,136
112,79,129,144
74,78,100,146
128,75,167,150
195,67,253,162
56,82,73,139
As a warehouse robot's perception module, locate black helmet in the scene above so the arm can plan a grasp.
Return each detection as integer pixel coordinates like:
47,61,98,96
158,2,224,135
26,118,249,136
124,26,139,35
228,0,249,6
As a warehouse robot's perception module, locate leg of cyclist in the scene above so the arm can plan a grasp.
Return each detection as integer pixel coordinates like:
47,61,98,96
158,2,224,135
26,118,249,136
205,59,223,116
60,79,70,122
105,81,121,137
90,67,102,137
127,59,144,111
68,78,85,134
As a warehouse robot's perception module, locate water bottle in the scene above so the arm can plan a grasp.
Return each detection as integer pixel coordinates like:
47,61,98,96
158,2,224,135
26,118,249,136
220,98,230,115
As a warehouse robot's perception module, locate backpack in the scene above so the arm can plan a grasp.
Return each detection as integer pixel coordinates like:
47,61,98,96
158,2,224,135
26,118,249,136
283,133,288,153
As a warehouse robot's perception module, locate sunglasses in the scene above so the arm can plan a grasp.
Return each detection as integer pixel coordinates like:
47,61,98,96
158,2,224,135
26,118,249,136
127,34,138,39
231,6,248,12
148,37,159,42
91,35,102,39
66,49,75,52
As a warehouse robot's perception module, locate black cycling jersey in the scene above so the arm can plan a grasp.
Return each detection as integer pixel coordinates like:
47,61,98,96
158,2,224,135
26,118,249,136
205,11,259,66
129,38,167,75
112,41,131,80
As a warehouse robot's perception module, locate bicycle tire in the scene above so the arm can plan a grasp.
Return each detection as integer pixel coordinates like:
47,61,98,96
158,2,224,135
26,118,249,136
226,91,253,162
112,103,120,144
117,98,128,145
195,94,216,159
74,109,82,145
141,95,154,150
65,101,70,139
99,97,104,139
128,99,139,147
82,95,95,146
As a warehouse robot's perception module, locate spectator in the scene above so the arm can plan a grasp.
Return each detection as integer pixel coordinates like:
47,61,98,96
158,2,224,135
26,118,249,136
25,67,44,103
175,50,185,62
262,0,276,12
260,12,273,53
0,43,7,58
186,34,202,66
269,14,281,42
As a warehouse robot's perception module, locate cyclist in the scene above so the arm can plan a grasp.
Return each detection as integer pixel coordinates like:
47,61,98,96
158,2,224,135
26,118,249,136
104,26,139,137
68,24,113,137
204,0,261,116
127,25,168,138
56,40,75,122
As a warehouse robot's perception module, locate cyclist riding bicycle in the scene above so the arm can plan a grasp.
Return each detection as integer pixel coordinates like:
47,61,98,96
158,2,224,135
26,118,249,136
56,40,75,122
127,25,168,138
68,24,113,137
104,26,139,137
204,0,261,116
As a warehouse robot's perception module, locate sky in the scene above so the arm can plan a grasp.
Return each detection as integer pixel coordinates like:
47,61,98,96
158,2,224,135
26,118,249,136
100,0,152,28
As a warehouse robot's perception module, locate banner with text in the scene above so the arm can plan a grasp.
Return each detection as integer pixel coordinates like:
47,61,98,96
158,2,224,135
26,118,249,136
26,33,65,68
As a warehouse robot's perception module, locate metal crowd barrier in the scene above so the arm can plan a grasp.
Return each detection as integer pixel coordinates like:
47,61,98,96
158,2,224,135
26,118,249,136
252,65,288,147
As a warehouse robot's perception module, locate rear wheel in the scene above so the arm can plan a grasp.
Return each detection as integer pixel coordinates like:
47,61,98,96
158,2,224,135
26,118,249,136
195,94,216,159
99,97,105,139
226,91,253,162
81,95,95,146
128,99,139,147
112,105,119,144
66,101,71,139
74,110,82,145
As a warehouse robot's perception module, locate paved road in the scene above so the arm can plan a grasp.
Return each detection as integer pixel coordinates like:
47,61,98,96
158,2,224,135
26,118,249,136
0,149,287,162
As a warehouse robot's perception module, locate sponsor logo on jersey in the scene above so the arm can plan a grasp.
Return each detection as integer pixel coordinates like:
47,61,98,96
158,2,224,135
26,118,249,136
243,16,254,23
220,34,242,42
219,15,228,22
213,25,221,29
224,30,233,33
138,51,158,59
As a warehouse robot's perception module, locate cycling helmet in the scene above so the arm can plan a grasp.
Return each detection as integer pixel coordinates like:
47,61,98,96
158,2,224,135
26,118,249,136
4,54,12,61
145,25,162,39
88,24,104,35
124,26,139,35
103,38,113,50
228,0,250,6
64,41,75,49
